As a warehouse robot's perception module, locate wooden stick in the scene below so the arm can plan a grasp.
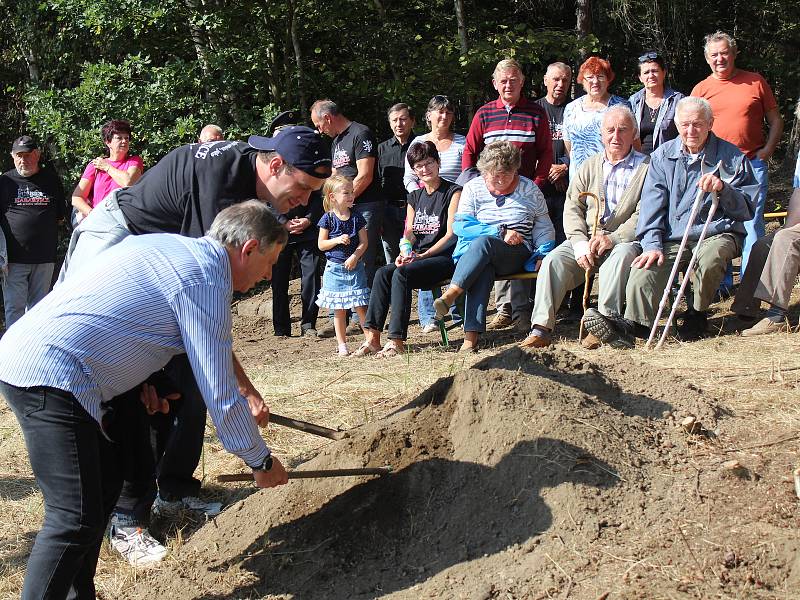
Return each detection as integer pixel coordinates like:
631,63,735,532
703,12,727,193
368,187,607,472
217,466,392,483
577,192,602,340
268,413,349,440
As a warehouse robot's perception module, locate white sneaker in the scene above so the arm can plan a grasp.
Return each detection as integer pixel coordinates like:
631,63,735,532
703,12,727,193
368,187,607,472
152,494,223,518
421,323,439,334
109,524,167,567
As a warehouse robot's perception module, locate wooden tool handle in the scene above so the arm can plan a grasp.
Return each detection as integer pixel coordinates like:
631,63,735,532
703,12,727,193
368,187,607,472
269,413,349,440
217,466,392,483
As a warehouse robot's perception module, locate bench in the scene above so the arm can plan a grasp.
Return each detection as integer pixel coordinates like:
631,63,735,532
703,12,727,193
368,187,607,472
428,272,538,347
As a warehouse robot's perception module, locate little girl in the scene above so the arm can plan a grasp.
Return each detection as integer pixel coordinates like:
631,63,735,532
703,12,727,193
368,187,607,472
316,175,371,356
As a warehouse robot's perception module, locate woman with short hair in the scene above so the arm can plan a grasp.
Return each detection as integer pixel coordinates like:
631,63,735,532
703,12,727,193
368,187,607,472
433,141,554,352
628,52,684,154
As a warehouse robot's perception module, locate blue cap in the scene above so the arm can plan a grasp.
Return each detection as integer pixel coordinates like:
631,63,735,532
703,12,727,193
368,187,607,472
248,126,331,179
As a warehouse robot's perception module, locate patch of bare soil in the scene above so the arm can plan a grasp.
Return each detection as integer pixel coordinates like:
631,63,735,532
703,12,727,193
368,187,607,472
130,346,797,599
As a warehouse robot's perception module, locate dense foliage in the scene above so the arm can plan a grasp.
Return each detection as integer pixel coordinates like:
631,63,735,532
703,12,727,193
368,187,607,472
1,0,798,185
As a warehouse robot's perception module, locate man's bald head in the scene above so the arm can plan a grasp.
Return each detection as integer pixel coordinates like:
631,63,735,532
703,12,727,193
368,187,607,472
199,124,224,143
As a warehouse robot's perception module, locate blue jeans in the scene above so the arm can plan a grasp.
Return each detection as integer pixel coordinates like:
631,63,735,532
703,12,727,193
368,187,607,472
2,262,54,328
741,157,768,277
417,289,436,326
352,200,385,288
0,382,127,599
451,235,531,332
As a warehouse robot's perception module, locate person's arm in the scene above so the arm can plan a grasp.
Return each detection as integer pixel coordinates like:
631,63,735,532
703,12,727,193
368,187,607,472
462,110,484,170
353,157,376,199
232,352,269,426
92,156,143,188
756,108,784,161
418,190,462,258
318,225,348,252
344,226,368,270
532,114,552,188
527,184,555,248
71,178,94,217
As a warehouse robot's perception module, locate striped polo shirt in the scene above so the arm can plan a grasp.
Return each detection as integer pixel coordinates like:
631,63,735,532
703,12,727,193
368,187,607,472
0,233,269,467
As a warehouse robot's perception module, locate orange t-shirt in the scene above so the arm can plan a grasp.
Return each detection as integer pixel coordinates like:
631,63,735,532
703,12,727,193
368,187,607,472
691,70,777,158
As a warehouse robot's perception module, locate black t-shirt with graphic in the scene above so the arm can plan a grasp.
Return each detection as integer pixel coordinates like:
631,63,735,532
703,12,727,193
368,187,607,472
535,98,568,164
407,179,461,254
331,122,381,205
117,141,258,238
0,166,65,263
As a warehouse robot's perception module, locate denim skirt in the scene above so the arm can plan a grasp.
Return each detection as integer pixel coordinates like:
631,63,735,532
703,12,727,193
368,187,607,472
316,260,371,309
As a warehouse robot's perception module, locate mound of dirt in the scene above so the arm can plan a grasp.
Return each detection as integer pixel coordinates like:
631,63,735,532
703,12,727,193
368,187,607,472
133,347,791,599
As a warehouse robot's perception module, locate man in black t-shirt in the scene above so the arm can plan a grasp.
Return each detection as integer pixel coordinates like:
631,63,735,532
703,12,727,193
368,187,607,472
311,100,382,287
0,136,65,329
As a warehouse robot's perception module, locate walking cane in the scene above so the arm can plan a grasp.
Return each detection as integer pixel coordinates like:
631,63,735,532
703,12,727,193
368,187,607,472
645,162,722,350
577,191,604,340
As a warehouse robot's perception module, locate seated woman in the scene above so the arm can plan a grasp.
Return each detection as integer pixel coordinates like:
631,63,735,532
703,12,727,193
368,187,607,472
356,141,461,357
433,141,555,352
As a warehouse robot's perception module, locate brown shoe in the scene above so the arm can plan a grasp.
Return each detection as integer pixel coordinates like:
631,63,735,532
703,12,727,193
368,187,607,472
580,332,602,350
741,317,790,337
519,334,551,348
487,313,514,330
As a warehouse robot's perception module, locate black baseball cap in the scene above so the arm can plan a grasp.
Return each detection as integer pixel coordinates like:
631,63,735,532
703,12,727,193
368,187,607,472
11,135,39,153
248,126,331,179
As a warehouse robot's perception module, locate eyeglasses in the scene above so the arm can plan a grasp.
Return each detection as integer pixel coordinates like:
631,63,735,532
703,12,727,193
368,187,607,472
412,159,438,172
638,51,661,63
583,74,607,82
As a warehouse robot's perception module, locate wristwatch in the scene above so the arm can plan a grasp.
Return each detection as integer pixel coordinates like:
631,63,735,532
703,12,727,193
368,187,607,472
251,454,274,472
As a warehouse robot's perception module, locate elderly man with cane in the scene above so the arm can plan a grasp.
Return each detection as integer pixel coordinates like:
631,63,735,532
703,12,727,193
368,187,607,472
519,105,648,349
0,201,290,600
583,96,758,348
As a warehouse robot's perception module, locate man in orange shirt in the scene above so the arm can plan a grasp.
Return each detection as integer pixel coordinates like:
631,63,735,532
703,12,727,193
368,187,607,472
691,31,783,282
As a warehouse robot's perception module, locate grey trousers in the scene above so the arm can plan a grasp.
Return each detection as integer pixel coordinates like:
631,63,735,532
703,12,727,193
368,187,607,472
494,279,532,321
57,190,131,285
2,262,54,328
753,223,800,311
625,233,741,327
531,240,641,331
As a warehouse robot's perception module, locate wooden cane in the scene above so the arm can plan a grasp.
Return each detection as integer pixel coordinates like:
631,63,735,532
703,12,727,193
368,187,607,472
217,466,392,483
577,192,603,340
267,413,349,440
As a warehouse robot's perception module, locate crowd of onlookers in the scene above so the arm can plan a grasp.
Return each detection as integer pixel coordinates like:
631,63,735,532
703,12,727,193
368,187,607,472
0,28,798,587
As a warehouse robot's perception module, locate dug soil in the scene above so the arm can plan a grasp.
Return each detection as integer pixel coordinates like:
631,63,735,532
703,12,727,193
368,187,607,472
131,345,799,599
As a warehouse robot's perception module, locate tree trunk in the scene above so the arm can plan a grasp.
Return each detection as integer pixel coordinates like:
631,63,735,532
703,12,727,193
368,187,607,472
576,0,592,38
785,98,800,173
454,0,474,122
289,1,307,117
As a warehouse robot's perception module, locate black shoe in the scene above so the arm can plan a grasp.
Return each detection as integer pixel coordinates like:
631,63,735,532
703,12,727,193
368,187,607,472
582,308,637,349
677,310,708,341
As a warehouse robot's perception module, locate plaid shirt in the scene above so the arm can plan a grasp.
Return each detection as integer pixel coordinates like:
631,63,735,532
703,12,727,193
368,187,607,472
601,149,647,223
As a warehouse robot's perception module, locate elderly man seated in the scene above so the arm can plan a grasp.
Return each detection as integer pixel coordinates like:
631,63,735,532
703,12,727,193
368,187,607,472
584,96,758,347
520,105,649,349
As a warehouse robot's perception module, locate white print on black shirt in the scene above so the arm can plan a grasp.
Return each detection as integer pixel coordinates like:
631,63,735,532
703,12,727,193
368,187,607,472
362,140,373,153
332,145,351,170
413,208,441,236
13,186,51,206
550,119,563,141
194,141,237,160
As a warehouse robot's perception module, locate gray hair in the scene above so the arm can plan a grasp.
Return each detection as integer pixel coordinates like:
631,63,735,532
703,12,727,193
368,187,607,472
703,31,737,58
199,124,223,142
603,105,638,137
477,141,522,175
311,99,340,118
676,96,713,123
493,58,524,80
545,62,572,78
208,200,288,251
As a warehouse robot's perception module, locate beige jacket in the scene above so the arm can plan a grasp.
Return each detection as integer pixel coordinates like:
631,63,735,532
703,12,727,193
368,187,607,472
563,151,650,255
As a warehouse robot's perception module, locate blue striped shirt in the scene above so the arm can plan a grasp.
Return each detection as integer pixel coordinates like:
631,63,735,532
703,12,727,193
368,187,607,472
457,175,554,251
0,233,269,467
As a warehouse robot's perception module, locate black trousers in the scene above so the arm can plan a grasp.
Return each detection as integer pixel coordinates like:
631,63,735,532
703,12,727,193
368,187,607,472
270,240,321,335
114,354,206,523
1,381,136,599
364,255,455,340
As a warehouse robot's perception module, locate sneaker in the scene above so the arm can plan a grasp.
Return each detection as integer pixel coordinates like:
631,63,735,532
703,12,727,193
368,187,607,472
421,323,439,334
741,317,790,337
676,310,708,341
302,328,318,338
487,313,514,330
153,494,223,518
109,523,167,567
317,322,335,338
582,308,637,349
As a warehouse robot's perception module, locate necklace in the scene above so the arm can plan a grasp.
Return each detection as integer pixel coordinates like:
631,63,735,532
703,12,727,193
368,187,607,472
646,97,662,121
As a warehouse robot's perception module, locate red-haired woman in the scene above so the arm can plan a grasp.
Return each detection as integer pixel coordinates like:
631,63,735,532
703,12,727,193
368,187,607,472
71,119,143,225
562,57,631,180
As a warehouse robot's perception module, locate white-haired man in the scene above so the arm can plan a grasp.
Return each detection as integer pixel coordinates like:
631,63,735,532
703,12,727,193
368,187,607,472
520,105,649,349
584,97,758,347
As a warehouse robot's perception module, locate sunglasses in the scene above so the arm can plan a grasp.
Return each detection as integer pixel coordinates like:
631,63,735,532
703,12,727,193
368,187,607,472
638,51,661,63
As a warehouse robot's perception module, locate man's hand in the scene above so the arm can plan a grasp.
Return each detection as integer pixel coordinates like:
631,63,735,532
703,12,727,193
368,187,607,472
140,383,180,415
548,163,568,184
503,229,524,246
287,218,311,235
576,254,595,271
697,173,724,193
344,254,358,270
243,388,270,427
588,233,613,257
632,250,665,269
253,456,289,488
